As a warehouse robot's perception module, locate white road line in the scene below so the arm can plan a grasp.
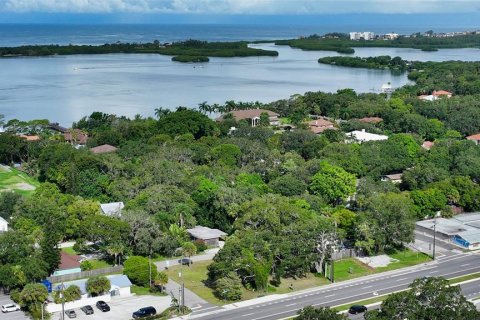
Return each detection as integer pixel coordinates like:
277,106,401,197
461,263,471,267
325,294,335,298
363,285,372,289
285,303,297,307
396,277,408,282
242,312,254,317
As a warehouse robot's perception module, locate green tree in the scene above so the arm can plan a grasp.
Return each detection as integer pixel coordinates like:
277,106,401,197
19,283,49,317
210,144,241,167
297,306,347,320
154,272,169,292
181,242,197,265
365,277,480,320
86,276,111,297
259,112,270,127
123,256,158,287
214,272,242,301
309,161,356,204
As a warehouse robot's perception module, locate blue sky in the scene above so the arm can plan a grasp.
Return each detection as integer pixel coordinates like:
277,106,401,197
0,0,479,24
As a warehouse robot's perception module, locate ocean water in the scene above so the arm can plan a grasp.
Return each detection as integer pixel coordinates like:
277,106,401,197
0,24,479,125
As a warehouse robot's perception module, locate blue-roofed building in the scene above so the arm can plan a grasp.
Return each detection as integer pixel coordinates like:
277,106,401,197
54,274,132,298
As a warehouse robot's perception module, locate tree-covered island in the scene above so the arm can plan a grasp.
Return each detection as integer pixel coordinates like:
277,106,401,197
0,39,278,62
275,32,480,54
318,55,408,71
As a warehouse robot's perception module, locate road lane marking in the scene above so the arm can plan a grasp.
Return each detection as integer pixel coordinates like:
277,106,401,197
363,285,372,289
242,312,254,317
285,303,297,307
461,263,471,267
325,294,335,297
396,277,408,282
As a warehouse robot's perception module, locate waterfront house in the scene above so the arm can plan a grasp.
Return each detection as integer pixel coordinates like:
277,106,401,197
64,129,88,146
217,109,280,127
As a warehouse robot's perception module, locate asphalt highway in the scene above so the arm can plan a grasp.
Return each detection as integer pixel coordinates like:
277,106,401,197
189,252,480,320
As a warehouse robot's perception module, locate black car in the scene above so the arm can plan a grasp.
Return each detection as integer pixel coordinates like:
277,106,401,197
348,305,367,314
179,258,193,265
65,310,77,318
132,306,157,319
81,305,94,315
95,301,110,312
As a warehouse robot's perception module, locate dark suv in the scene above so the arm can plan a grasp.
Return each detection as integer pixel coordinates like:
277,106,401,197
348,305,367,314
132,306,157,318
81,305,94,315
96,301,110,312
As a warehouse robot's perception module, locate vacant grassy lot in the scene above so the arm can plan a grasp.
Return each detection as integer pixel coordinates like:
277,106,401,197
165,261,329,305
165,249,431,305
0,165,39,196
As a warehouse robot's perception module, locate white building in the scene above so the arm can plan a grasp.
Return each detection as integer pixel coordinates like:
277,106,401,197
347,129,388,143
0,217,8,232
384,33,399,40
349,32,375,40
100,202,125,217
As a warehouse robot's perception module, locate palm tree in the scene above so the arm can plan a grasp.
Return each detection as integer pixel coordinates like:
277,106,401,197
154,107,171,119
106,242,125,266
198,101,210,115
154,272,169,292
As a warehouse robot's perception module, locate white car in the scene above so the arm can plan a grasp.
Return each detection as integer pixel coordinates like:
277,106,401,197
1,303,20,313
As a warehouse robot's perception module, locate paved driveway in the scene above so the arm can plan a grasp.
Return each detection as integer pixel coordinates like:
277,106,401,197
0,294,28,320
51,295,171,320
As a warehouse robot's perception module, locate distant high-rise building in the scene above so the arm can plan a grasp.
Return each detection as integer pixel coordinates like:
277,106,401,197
349,32,375,40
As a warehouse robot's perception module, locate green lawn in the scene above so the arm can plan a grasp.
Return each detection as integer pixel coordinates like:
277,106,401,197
165,249,431,306
131,285,168,296
0,166,39,196
89,259,112,270
61,247,78,255
165,261,329,305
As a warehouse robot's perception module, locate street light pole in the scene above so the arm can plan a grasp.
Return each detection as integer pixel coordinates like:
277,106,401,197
432,221,436,260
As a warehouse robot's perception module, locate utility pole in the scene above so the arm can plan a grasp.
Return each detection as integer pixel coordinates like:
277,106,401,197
181,282,185,311
60,283,65,320
432,222,436,260
149,250,152,288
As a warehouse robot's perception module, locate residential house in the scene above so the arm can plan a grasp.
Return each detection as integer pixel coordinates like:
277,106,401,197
216,109,280,127
307,119,336,134
100,202,124,217
382,173,403,184
422,141,435,150
349,32,375,40
347,129,388,143
90,144,118,154
64,129,88,146
466,133,480,145
418,90,453,101
187,226,227,247
52,252,81,276
0,217,8,233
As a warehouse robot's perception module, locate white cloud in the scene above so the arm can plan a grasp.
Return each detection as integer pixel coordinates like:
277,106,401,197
1,0,478,14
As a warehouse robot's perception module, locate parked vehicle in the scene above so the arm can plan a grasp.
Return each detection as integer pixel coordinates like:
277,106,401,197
348,305,367,314
132,306,157,318
1,303,20,313
179,258,193,265
96,301,110,312
81,305,94,315
65,310,77,318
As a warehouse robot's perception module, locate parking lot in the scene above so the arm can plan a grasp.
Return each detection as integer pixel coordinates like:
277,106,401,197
0,294,28,320
51,295,171,320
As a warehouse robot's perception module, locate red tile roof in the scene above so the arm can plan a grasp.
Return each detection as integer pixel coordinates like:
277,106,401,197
466,133,480,141
19,135,41,141
58,252,81,270
64,129,88,145
358,117,383,124
433,90,452,97
90,144,118,154
422,141,434,150
307,119,334,127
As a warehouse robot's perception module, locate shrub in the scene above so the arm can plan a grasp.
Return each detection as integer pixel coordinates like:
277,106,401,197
124,256,158,287
214,272,242,301
193,240,207,253
86,276,110,297
80,260,93,271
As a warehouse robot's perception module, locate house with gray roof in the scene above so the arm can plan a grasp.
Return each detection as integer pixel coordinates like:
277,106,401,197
187,226,227,247
54,274,132,298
